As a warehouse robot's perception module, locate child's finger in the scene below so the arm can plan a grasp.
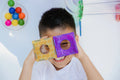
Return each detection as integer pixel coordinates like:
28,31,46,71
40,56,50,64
75,39,83,50
75,39,80,49
40,36,48,39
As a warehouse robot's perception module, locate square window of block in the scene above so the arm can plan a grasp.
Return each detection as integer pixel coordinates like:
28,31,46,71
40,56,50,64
32,37,57,61
53,32,78,57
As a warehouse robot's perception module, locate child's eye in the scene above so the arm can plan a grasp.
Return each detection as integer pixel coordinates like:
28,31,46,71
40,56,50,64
60,40,70,50
40,45,49,54
61,42,68,45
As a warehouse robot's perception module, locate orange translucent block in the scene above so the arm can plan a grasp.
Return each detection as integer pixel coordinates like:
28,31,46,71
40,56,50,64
32,37,57,61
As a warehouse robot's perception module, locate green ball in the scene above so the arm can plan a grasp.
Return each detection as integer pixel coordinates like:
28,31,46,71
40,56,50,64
18,19,25,26
8,0,15,7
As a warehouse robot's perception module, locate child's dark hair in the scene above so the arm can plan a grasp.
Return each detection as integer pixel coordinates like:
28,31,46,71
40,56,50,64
39,8,76,37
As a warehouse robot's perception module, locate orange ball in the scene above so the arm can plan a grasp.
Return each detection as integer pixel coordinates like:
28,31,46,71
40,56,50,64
19,12,25,19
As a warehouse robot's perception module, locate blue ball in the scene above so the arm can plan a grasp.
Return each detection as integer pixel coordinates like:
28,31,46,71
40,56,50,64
9,7,15,14
12,13,19,19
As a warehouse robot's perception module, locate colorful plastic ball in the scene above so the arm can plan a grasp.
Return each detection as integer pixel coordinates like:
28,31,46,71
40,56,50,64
115,14,120,22
12,13,19,19
4,13,12,20
9,7,15,14
19,12,25,19
5,20,11,26
8,0,15,7
18,19,24,26
12,20,18,26
16,7,22,13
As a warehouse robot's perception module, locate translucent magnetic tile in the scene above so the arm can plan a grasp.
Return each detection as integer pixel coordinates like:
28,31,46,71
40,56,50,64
32,37,57,61
53,32,78,57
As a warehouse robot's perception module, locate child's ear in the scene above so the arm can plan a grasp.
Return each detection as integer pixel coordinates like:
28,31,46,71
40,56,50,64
75,35,79,42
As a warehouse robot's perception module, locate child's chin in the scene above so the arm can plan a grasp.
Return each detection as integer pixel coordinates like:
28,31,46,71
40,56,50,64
53,61,68,69
54,64,66,69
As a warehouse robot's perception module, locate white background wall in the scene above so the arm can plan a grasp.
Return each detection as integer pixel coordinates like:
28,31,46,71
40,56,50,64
0,0,120,80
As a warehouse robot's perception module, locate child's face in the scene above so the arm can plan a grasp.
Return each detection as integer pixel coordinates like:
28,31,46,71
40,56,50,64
41,27,75,70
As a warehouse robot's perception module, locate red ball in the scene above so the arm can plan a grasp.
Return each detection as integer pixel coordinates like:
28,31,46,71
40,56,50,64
16,7,22,13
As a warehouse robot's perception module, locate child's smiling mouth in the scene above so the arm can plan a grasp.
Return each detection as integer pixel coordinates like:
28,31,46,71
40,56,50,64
54,56,66,62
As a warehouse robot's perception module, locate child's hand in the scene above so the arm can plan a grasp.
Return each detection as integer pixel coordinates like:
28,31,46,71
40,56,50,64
74,40,86,60
24,36,48,65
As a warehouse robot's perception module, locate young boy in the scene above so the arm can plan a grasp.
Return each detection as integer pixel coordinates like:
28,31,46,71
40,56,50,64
19,8,103,80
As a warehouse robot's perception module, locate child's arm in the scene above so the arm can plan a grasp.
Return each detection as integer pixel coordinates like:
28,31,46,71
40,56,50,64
19,36,48,80
19,49,35,80
75,38,104,80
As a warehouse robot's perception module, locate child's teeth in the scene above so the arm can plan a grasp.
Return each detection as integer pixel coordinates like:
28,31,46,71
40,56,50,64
55,57,65,60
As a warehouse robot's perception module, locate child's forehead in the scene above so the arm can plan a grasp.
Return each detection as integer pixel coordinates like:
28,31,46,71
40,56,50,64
42,27,74,37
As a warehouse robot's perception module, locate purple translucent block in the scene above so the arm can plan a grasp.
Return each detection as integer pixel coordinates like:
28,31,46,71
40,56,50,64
53,32,78,57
